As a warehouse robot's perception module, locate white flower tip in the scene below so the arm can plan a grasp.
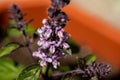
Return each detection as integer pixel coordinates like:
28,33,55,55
42,19,48,24
37,28,42,33
53,65,57,69
47,58,52,63
40,61,47,67
37,41,42,46
53,62,60,69
32,52,37,56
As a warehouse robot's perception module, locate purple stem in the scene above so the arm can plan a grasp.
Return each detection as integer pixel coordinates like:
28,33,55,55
22,30,37,63
51,69,85,79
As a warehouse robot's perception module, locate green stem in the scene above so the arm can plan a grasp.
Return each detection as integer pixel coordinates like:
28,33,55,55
42,64,51,80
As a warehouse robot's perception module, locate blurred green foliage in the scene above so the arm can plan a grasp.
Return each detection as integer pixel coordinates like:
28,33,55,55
0,43,19,57
7,28,22,37
7,26,35,38
0,58,23,80
85,54,96,65
59,66,71,72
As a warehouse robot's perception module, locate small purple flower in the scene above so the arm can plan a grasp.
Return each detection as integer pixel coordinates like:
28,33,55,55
37,38,50,49
40,56,52,67
38,25,52,39
62,42,69,49
52,60,59,69
51,55,60,69
32,51,41,58
37,28,43,34
56,26,64,38
44,28,52,38
49,45,55,53
56,37,70,50
40,60,47,67
49,41,56,54
42,19,49,25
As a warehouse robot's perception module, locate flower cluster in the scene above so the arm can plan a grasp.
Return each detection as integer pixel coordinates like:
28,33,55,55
9,4,32,30
83,62,111,79
33,0,71,68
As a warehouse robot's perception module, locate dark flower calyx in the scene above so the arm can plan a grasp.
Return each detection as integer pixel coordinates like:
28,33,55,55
9,4,23,22
47,7,61,18
51,0,70,9
55,12,69,21
47,7,69,27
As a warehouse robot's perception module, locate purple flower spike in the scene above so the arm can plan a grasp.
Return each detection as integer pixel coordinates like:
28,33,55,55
33,0,71,68
33,19,70,68
9,4,33,30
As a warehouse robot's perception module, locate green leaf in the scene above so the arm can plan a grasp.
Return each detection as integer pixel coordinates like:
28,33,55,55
7,26,35,38
85,54,96,65
62,76,71,80
7,28,22,37
17,64,40,80
0,43,20,57
0,58,23,80
59,66,71,72
25,26,35,35
9,20,16,26
64,49,72,55
63,77,70,80
48,68,53,76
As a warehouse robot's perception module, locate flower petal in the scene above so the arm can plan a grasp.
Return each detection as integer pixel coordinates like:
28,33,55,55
37,41,42,46
50,45,55,53
40,40,49,49
52,60,58,69
37,28,42,34
32,51,39,57
63,42,69,49
44,28,52,38
58,31,63,37
40,60,47,67
42,19,48,24
47,58,52,63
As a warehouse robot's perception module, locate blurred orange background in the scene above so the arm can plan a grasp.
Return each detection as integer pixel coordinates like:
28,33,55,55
0,0,120,72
